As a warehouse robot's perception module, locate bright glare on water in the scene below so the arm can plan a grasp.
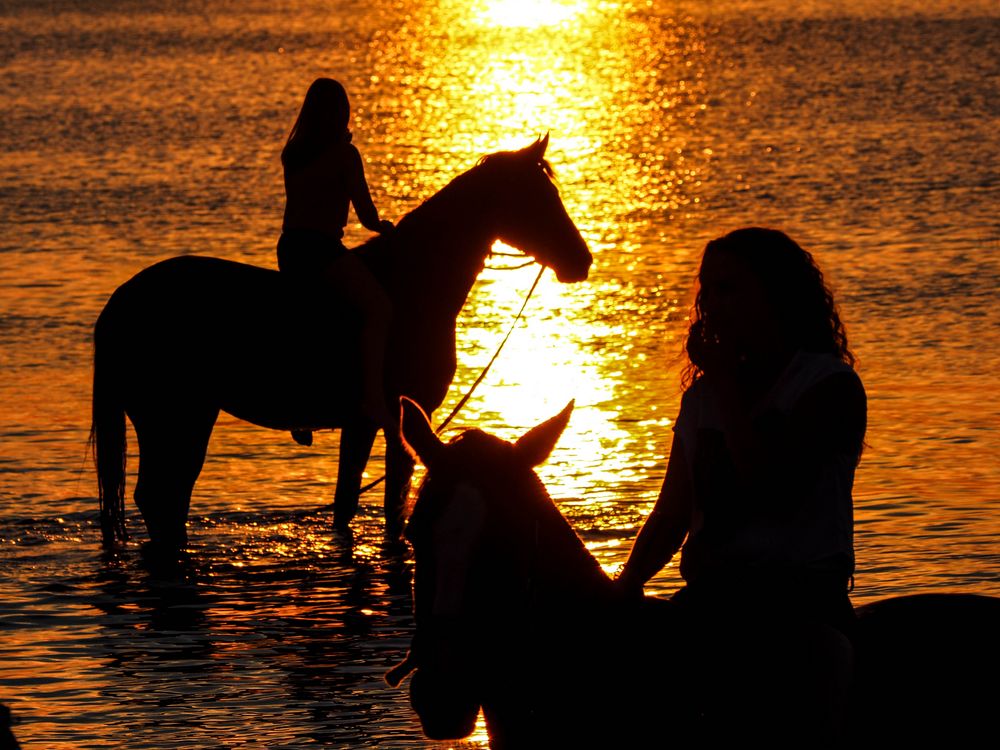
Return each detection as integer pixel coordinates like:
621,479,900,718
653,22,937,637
1,0,998,747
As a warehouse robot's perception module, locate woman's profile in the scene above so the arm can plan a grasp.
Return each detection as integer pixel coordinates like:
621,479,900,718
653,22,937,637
618,227,866,744
278,77,395,445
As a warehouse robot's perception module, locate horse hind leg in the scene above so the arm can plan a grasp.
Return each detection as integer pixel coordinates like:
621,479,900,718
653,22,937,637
131,406,218,551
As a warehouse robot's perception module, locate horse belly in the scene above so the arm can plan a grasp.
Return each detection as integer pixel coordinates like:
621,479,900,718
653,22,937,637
209,317,357,430
98,255,355,430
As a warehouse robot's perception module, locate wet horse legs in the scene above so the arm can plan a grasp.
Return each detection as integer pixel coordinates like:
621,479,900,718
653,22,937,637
132,406,217,551
333,420,378,531
332,420,414,538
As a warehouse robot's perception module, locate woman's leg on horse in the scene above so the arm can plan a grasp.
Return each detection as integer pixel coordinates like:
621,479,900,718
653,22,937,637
736,618,853,747
794,620,853,746
131,406,218,551
323,252,393,428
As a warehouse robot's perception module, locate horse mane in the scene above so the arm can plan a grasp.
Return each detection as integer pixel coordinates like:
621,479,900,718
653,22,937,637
477,148,556,181
351,167,477,273
354,147,556,267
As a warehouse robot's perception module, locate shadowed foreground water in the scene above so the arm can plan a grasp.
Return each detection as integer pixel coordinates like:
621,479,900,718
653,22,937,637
1,511,450,748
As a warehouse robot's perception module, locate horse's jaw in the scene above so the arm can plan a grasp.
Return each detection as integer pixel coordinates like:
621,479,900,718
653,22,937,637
549,237,593,283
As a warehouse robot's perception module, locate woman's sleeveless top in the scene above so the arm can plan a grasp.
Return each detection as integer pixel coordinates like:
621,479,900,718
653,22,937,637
674,350,860,585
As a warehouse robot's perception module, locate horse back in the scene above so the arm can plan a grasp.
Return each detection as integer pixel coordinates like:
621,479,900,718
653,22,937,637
99,255,304,358
852,593,1000,741
96,255,357,427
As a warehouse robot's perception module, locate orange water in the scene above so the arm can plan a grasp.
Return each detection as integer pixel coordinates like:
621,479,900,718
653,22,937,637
2,1,998,746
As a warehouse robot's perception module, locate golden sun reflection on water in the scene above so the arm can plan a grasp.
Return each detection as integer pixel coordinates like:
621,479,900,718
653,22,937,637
450,258,676,529
384,0,699,543
476,0,588,28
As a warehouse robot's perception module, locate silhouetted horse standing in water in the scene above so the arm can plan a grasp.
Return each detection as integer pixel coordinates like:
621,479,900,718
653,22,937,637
91,137,592,550
392,398,1000,748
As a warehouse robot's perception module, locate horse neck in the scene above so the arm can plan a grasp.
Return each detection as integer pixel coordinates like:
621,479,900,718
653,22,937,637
378,166,497,320
499,475,615,609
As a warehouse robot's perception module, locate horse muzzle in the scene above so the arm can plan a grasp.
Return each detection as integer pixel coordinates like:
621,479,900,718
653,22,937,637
410,667,481,740
552,245,593,283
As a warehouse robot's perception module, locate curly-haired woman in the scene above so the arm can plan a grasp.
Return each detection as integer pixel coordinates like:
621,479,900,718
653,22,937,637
618,227,866,745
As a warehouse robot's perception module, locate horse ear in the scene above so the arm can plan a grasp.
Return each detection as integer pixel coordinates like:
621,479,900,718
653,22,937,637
400,397,444,468
527,132,549,162
513,400,574,467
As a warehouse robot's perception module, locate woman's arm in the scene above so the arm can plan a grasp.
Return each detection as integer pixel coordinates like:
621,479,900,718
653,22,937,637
617,434,693,598
345,144,393,233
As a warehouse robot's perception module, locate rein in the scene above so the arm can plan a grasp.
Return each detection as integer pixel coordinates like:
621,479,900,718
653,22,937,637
487,250,538,272
358,262,545,495
434,263,545,435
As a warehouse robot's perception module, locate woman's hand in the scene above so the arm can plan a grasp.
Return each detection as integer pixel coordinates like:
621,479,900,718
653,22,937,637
614,566,645,602
687,319,742,377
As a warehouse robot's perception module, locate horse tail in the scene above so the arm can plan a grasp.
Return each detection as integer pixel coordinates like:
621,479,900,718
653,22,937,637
90,307,128,547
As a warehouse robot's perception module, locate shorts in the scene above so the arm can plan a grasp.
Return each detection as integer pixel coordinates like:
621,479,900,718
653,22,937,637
277,228,348,276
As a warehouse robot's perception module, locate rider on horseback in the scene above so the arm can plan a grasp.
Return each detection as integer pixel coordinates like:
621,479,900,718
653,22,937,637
278,77,395,445
618,228,867,745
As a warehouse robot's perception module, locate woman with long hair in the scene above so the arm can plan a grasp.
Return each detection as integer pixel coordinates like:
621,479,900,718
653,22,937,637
278,78,395,444
618,227,866,745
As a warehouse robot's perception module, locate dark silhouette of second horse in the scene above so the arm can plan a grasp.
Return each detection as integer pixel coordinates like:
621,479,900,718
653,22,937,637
91,136,592,550
393,397,1000,748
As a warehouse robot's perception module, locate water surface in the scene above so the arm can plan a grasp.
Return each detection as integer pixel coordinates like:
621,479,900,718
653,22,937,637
2,0,998,746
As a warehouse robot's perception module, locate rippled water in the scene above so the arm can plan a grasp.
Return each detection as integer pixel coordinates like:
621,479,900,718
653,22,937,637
2,0,999,746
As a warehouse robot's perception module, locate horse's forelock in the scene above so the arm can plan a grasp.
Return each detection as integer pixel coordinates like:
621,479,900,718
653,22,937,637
448,427,510,454
409,429,529,529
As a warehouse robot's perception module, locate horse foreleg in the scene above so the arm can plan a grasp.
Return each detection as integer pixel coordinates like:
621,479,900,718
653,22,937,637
333,420,378,531
383,432,415,539
132,407,217,552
